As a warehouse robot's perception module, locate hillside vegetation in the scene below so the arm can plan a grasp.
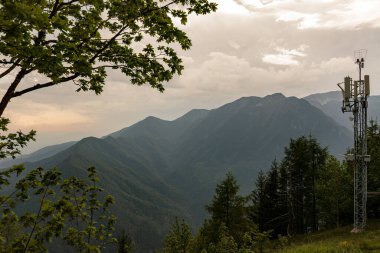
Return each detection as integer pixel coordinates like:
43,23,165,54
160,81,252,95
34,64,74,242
279,221,380,253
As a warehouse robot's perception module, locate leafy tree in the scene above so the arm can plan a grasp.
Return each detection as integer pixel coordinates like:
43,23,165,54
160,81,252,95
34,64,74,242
0,118,36,160
316,156,352,228
117,229,134,253
61,167,117,252
161,217,193,253
0,2,217,251
210,226,238,253
367,120,380,218
0,166,117,252
192,223,238,253
0,0,217,117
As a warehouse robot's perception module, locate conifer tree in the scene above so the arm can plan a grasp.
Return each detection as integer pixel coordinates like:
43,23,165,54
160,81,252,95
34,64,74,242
161,218,193,253
316,156,352,228
206,172,251,245
367,120,380,218
280,136,327,234
249,161,288,237
249,171,267,232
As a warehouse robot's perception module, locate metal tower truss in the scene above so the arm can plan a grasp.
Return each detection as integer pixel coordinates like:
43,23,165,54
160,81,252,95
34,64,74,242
337,51,370,232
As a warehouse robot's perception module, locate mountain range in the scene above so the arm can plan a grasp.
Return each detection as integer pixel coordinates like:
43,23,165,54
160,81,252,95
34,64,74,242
2,91,371,252
304,91,380,130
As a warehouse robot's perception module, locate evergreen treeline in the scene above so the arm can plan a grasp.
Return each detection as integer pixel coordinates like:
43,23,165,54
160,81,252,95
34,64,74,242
160,124,380,252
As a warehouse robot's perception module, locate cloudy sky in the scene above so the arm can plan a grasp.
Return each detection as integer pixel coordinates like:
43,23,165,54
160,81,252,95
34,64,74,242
4,0,380,153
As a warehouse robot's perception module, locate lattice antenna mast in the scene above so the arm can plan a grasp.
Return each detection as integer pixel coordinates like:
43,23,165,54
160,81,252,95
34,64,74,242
337,49,370,233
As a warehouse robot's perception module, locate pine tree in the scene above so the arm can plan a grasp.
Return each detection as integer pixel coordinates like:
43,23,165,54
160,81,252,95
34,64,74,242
263,161,287,236
249,161,288,237
205,172,250,245
249,171,267,232
281,136,327,234
161,218,193,253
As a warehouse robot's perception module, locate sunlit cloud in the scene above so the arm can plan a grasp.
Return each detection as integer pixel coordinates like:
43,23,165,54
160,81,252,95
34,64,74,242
262,47,307,65
228,40,241,50
232,0,380,30
276,11,321,29
217,0,251,15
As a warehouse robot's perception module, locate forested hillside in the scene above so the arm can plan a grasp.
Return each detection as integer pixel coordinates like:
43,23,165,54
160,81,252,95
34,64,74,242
9,93,356,252
159,126,380,252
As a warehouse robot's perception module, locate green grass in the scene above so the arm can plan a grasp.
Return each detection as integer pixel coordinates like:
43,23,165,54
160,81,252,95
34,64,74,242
276,221,380,253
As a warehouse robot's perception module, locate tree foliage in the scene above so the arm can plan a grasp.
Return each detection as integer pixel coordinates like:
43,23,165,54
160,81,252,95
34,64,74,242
0,166,116,252
281,136,328,234
0,0,217,117
0,1,218,252
205,172,251,245
190,173,270,253
159,133,380,252
160,217,193,253
316,156,352,228
367,120,380,218
249,136,353,238
249,162,287,237
117,229,134,253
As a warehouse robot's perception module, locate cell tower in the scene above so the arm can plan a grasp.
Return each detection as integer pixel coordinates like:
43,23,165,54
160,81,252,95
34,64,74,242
337,49,371,232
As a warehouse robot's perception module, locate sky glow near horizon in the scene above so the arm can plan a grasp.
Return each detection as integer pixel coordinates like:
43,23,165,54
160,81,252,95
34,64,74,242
3,0,380,153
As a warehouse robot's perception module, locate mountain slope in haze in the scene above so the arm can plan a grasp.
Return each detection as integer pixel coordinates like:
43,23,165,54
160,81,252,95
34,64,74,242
20,93,353,252
0,141,76,169
163,93,353,224
110,109,209,142
304,91,380,130
27,136,190,253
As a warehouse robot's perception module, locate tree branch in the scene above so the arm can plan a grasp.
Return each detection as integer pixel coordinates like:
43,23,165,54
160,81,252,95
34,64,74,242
23,187,49,253
12,73,80,98
0,59,21,79
59,0,81,8
0,189,18,208
0,68,30,117
49,0,61,19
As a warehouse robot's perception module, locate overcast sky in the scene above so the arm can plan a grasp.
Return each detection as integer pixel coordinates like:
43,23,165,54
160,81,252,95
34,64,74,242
4,0,380,153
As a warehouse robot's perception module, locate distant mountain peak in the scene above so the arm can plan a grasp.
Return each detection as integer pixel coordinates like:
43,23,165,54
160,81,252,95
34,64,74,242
174,109,209,122
264,93,286,99
144,115,165,122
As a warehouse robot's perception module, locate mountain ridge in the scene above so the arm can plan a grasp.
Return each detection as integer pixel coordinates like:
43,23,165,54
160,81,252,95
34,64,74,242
5,92,357,252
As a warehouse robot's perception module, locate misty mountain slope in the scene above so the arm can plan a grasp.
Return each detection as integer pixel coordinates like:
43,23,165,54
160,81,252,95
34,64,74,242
161,94,353,225
304,91,380,129
0,141,76,168
27,136,189,253
18,93,355,252
109,109,209,143
168,94,352,191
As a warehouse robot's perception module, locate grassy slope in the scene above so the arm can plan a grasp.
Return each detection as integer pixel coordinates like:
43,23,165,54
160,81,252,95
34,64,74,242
279,221,380,253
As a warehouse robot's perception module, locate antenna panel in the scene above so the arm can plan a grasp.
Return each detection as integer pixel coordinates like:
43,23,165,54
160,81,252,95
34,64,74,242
344,76,351,100
365,75,370,96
